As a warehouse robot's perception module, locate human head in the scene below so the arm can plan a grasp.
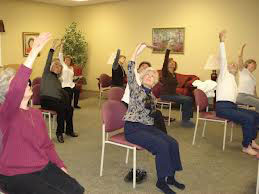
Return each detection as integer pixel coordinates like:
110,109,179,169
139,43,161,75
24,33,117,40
228,61,238,75
0,68,16,104
50,58,62,75
64,55,73,66
119,55,126,65
168,58,177,73
137,61,151,73
245,59,257,72
28,38,34,48
140,67,159,89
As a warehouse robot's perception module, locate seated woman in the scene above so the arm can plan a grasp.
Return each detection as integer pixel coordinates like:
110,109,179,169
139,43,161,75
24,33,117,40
59,42,81,109
111,49,127,87
124,43,184,194
0,33,84,194
236,44,259,112
216,31,259,156
122,60,167,134
159,43,194,128
40,39,78,143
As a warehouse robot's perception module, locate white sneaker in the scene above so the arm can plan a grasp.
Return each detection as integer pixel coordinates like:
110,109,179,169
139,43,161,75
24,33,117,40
242,145,257,156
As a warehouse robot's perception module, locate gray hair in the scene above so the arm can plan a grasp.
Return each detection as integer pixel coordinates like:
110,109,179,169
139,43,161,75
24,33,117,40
139,67,159,88
0,68,16,104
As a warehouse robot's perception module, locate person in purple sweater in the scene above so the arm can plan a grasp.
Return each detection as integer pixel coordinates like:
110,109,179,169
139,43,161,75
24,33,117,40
0,33,84,194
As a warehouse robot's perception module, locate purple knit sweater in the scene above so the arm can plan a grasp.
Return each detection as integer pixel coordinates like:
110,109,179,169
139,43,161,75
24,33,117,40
0,65,65,176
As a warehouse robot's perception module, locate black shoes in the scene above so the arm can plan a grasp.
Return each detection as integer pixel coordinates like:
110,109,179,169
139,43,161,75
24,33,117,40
74,105,81,109
167,176,186,190
65,132,78,137
124,168,147,184
57,134,64,143
156,180,176,194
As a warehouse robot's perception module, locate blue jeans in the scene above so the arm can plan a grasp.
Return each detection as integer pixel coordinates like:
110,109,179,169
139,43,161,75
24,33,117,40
216,101,259,147
160,94,193,121
124,122,182,178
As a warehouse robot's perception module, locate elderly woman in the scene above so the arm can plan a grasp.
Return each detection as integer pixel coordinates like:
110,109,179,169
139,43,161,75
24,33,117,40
40,39,78,143
216,31,259,156
236,44,259,112
0,33,84,193
159,44,194,128
111,49,127,87
124,43,184,194
59,42,81,109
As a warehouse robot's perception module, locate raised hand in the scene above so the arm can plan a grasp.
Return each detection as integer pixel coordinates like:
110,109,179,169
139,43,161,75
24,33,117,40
219,30,226,42
52,39,61,50
131,43,147,61
29,32,52,58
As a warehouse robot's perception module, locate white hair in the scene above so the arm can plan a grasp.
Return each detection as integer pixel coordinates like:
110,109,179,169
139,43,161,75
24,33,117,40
139,67,159,87
0,68,16,104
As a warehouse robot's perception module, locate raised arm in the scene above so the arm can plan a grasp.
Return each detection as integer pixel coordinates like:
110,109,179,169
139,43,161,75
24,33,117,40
238,44,246,71
162,49,171,77
0,33,51,120
218,31,228,74
58,41,66,67
112,49,121,70
43,39,60,75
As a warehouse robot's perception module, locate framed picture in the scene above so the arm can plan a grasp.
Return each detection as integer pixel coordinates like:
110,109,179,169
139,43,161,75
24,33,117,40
22,32,39,57
152,27,185,54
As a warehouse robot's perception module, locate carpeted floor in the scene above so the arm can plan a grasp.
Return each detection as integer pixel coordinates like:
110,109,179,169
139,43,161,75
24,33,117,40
51,91,258,194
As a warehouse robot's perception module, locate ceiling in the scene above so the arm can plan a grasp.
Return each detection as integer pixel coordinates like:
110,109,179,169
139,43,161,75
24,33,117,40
28,0,125,7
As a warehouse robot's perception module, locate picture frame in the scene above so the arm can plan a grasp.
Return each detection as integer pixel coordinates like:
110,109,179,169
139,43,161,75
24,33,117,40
152,27,185,54
22,32,40,57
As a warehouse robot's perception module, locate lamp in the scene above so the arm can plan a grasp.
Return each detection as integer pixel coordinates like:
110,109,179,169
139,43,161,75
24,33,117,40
204,55,220,81
0,20,5,32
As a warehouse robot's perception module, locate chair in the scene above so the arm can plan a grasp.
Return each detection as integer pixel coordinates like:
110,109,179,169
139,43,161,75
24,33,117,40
107,87,125,101
100,100,144,188
31,84,57,138
32,77,42,87
98,74,112,106
152,83,182,126
192,89,232,151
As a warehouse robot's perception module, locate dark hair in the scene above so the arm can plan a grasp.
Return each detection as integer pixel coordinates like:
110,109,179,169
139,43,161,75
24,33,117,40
64,55,73,65
138,61,151,70
244,59,256,68
27,38,34,47
169,58,178,71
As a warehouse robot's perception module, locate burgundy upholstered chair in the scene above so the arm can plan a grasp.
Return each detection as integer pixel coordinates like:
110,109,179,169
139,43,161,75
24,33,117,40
98,74,112,106
31,84,57,138
192,89,233,151
107,87,125,101
100,100,144,188
32,77,42,87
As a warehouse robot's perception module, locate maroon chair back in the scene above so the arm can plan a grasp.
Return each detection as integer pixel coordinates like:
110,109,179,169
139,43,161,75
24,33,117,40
152,82,162,98
32,84,41,105
101,100,127,132
193,89,208,112
32,77,42,87
108,87,125,101
99,74,112,88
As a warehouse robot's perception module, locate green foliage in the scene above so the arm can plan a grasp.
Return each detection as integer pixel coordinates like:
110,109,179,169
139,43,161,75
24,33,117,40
63,22,88,67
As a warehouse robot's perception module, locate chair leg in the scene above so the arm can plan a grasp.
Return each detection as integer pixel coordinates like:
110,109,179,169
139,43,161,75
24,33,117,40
202,121,207,137
48,113,51,138
230,122,234,142
125,148,129,164
100,142,106,176
256,160,259,194
99,91,102,107
168,103,171,126
223,121,227,151
179,104,182,120
133,148,136,189
192,119,199,145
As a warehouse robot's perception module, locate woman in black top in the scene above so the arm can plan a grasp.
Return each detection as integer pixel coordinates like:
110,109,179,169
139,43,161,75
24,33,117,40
111,49,126,87
160,45,194,128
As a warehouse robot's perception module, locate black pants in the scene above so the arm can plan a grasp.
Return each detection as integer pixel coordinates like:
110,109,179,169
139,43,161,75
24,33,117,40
122,101,167,134
0,162,85,194
63,87,80,107
41,97,74,135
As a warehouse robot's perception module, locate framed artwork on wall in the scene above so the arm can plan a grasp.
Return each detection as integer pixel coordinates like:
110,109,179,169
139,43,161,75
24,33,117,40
152,27,185,54
22,32,40,57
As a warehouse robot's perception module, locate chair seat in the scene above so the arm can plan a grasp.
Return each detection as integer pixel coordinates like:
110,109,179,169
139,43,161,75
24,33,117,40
39,108,57,115
109,133,143,150
200,111,229,121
